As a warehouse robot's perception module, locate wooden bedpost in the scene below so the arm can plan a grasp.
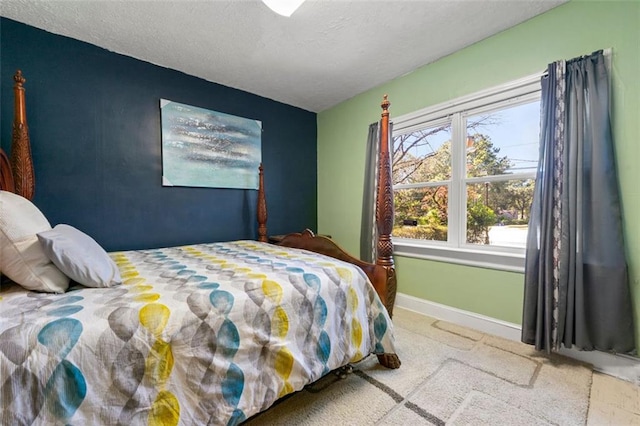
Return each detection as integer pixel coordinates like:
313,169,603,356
11,70,35,201
375,95,400,369
376,95,397,316
257,163,268,242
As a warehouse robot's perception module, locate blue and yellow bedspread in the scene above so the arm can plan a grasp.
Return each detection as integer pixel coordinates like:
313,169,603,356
0,241,396,425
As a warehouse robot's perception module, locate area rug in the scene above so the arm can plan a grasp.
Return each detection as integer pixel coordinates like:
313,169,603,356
245,307,593,425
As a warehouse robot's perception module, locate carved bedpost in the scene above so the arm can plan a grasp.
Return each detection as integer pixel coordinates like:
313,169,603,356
11,70,35,200
376,95,397,316
257,163,268,242
375,95,400,367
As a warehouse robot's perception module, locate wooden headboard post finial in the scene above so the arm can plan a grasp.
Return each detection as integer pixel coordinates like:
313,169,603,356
257,163,268,242
11,70,35,200
376,95,397,314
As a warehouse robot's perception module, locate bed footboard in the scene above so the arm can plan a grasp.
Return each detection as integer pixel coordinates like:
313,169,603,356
276,229,397,317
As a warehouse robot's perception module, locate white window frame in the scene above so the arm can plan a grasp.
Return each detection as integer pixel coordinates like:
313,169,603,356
391,73,542,272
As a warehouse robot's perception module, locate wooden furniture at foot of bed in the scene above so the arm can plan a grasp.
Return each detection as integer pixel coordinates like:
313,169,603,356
263,95,397,315
277,230,396,317
273,96,399,369
276,229,400,369
263,96,397,313
274,96,398,316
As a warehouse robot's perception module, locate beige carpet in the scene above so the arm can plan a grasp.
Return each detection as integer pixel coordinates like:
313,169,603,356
245,307,593,425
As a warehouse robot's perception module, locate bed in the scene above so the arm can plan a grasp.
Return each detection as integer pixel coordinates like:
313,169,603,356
0,70,400,425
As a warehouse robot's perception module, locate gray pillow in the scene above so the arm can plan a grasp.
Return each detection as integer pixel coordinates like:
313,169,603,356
37,224,122,288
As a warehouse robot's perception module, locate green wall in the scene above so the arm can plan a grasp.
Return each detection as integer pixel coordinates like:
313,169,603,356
318,0,640,345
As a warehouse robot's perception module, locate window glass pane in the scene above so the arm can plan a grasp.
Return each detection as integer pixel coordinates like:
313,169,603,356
466,179,535,247
392,123,452,185
466,101,540,178
393,186,448,241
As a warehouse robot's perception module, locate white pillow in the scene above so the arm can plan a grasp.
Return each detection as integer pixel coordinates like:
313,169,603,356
37,224,122,288
0,191,69,293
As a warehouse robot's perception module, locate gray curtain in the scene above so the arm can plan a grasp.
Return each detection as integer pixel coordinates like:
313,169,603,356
522,51,635,354
360,122,379,263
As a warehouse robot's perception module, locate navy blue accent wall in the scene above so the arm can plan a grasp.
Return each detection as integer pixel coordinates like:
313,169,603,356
1,18,317,251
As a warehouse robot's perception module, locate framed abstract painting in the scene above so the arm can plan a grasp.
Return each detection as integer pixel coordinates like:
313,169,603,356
160,99,262,189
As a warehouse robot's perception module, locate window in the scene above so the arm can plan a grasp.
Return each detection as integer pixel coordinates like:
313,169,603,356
391,75,541,271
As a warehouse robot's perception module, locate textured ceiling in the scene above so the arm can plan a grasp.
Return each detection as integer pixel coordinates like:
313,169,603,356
1,0,566,112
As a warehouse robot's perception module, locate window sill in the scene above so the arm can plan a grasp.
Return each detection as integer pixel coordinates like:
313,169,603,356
393,240,525,273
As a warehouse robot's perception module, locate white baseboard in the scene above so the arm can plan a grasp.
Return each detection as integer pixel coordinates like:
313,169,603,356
395,292,640,385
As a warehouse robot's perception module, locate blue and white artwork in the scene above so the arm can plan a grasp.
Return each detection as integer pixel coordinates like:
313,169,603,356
161,99,262,189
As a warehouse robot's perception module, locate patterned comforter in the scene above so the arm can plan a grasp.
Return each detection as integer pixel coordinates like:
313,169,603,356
0,241,396,425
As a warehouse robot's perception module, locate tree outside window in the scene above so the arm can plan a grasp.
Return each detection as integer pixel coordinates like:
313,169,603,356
392,99,540,249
